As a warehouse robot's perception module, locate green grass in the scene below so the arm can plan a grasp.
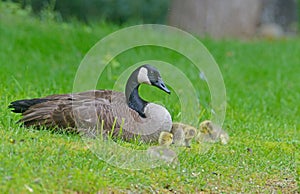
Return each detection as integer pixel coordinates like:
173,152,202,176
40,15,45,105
0,2,299,193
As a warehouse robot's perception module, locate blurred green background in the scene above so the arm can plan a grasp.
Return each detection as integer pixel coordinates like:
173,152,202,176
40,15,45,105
4,0,300,25
6,0,171,24
2,0,299,39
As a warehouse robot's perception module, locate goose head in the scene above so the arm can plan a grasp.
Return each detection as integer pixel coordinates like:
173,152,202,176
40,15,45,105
137,64,170,94
125,65,170,118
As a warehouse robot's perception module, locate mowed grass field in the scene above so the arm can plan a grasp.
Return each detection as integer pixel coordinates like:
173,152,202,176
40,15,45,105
0,2,299,193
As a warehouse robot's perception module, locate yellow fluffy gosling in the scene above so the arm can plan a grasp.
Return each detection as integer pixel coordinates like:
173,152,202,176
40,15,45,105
171,123,197,147
197,120,229,144
158,131,173,147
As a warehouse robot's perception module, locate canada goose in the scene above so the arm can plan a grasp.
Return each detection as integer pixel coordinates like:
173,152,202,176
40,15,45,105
196,120,229,144
8,64,172,143
171,122,197,147
158,131,173,147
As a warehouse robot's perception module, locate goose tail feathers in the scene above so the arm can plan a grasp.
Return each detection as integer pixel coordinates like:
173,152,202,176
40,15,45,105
8,98,49,113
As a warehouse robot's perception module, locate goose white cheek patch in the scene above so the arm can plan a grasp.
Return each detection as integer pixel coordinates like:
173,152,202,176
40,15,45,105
137,67,151,84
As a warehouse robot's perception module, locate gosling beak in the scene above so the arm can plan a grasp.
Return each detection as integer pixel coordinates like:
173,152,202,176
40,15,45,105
153,78,171,94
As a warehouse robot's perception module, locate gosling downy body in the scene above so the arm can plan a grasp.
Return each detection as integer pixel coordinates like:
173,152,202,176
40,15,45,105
158,131,173,147
196,120,229,144
9,65,172,143
171,122,197,147
147,131,177,164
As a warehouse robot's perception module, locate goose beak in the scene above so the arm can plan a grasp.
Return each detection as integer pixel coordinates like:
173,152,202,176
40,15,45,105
154,78,171,94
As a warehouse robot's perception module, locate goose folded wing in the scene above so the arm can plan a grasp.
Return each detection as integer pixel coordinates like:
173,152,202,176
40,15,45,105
19,96,115,130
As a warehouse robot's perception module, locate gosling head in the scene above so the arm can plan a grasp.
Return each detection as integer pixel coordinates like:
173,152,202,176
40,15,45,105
158,131,173,147
137,65,170,94
199,120,214,134
183,126,197,140
183,126,197,148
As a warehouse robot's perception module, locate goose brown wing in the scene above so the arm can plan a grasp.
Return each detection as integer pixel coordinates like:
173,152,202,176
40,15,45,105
73,98,122,131
19,90,119,130
20,99,75,127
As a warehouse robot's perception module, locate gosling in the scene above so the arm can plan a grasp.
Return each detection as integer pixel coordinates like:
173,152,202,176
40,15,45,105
147,131,177,163
171,122,197,147
197,120,229,144
158,131,173,147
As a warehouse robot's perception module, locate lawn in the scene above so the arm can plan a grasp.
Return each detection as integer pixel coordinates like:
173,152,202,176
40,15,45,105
0,2,299,193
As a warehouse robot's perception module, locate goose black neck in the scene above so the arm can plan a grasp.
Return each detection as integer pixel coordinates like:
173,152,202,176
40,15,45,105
125,71,148,118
